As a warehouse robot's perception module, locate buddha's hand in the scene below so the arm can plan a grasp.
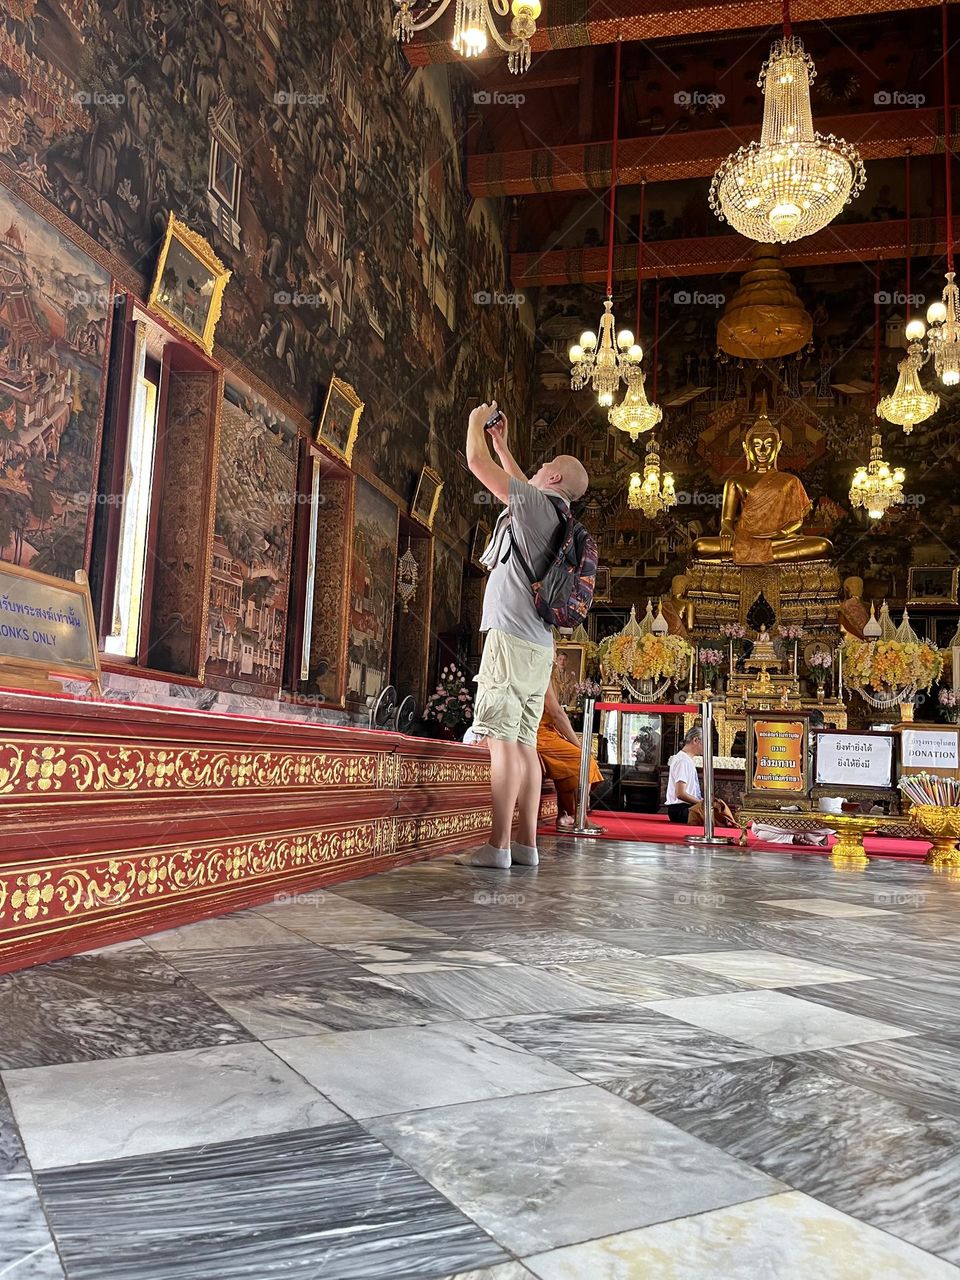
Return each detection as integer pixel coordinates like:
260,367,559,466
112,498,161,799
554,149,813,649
718,531,734,553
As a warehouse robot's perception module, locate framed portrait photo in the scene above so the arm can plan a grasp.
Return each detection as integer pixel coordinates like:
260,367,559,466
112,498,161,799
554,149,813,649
907,565,958,606
316,376,363,466
411,465,444,531
554,642,587,709
148,213,231,356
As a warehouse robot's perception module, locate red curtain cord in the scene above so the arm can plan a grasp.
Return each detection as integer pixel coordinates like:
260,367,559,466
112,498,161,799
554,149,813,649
782,0,792,39
635,181,646,337
905,148,912,321
652,278,661,402
874,260,881,404
943,1,954,272
605,38,623,299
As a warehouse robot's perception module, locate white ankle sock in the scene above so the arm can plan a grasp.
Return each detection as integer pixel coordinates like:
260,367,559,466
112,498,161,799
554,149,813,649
456,843,512,869
512,843,539,867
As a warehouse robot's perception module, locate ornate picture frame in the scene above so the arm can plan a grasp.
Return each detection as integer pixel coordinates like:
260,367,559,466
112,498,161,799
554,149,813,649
147,213,231,356
317,376,364,466
554,641,587,709
907,565,959,606
411,465,444,531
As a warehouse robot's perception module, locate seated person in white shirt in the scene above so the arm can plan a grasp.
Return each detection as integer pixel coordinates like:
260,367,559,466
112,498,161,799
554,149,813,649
665,726,705,824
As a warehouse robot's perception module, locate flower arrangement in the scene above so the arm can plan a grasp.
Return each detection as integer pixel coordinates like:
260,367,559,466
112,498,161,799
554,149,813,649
720,622,746,640
604,632,691,683
698,646,725,687
841,637,942,701
424,665,474,734
939,687,960,723
779,624,806,641
574,678,602,707
808,648,832,689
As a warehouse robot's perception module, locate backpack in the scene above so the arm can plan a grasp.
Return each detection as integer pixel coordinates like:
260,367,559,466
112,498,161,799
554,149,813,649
508,495,599,628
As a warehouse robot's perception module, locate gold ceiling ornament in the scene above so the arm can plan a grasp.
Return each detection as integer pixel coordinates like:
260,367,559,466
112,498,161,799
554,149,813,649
716,243,812,359
849,431,905,520
627,437,676,519
393,0,541,72
708,5,865,245
396,539,419,613
877,340,939,435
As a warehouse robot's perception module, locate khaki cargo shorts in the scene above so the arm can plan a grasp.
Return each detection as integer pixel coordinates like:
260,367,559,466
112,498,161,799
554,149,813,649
472,628,555,748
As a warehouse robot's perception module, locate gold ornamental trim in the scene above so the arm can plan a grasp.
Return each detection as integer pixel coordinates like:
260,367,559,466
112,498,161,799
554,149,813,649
398,757,491,787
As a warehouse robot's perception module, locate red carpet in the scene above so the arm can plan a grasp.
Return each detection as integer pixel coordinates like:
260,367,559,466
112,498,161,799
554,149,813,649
541,810,932,862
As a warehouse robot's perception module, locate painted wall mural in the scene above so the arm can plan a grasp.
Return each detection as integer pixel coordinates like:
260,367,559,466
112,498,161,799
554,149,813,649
205,377,298,697
0,180,111,577
348,477,397,702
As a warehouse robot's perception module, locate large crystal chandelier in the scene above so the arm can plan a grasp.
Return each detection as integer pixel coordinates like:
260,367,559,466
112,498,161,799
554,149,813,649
609,182,662,439
850,432,905,520
569,40,641,406
877,342,939,434
393,0,541,73
709,2,865,244
628,437,676,518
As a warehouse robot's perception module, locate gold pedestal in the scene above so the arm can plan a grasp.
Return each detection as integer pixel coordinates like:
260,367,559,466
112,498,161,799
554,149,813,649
685,558,841,633
829,815,870,868
910,805,960,866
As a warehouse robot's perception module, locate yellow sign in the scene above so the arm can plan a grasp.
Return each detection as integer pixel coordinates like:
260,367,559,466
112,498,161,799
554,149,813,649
752,718,806,792
0,562,101,694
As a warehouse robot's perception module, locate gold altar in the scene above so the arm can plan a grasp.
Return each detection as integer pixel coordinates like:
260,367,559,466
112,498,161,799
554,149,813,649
684,558,841,634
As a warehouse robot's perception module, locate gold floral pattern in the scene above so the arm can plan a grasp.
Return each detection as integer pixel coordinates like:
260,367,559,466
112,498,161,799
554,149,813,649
398,758,491,787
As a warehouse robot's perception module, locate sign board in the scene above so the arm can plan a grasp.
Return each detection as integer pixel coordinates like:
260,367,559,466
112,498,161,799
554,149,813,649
815,730,895,791
0,562,101,693
749,718,808,794
899,726,960,777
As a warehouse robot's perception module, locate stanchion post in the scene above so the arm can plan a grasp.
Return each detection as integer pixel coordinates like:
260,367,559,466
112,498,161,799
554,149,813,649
571,695,597,836
687,695,733,846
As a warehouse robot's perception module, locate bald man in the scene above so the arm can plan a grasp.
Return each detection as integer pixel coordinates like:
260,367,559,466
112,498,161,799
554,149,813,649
460,401,589,870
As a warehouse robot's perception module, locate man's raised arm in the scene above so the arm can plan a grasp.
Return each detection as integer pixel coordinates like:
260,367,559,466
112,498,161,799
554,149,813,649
466,401,514,503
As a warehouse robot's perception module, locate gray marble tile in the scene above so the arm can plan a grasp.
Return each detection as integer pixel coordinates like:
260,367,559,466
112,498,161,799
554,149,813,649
800,1036,960,1120
269,1022,582,1118
254,896,446,942
4,1043,344,1168
483,1007,766,1080
38,1123,508,1279
647,990,916,1055
604,1054,960,1264
440,1267,534,1280
666,949,874,988
0,1079,28,1175
525,1190,960,1279
386,966,622,1020
761,897,900,918
367,1085,781,1255
0,948,201,1002
449,929,643,965
326,937,514,974
0,1175,64,1278
546,957,745,1001
144,912,307,951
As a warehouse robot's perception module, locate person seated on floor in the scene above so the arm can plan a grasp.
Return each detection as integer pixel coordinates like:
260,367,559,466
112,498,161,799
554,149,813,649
537,672,605,834
665,725,705,824
688,795,737,829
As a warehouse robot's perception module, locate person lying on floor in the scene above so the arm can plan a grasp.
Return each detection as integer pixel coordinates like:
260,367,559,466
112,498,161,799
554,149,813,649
536,674,605,834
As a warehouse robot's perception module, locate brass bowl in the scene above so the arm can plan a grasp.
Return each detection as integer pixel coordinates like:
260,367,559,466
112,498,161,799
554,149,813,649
910,805,960,865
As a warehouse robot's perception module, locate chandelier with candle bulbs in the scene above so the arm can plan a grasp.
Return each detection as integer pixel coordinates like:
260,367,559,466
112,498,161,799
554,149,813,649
709,0,864,244
849,432,905,520
608,182,662,439
392,0,541,73
628,437,676,518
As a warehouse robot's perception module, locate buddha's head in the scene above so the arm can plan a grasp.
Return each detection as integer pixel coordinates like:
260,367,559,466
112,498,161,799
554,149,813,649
742,414,782,473
671,573,689,599
843,575,864,599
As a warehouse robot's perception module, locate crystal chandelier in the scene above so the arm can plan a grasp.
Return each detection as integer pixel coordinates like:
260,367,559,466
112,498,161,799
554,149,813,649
628,437,676,518
609,182,662,438
708,1,865,244
877,341,939,434
569,40,641,406
392,0,541,73
849,432,905,520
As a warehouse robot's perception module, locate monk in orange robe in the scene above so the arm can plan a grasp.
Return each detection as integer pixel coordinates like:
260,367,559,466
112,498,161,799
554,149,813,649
537,673,604,833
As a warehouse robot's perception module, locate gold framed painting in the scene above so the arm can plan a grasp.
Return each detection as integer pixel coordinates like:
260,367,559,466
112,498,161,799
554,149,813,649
147,213,231,356
411,465,444,531
554,641,587,709
907,565,958,605
317,376,364,466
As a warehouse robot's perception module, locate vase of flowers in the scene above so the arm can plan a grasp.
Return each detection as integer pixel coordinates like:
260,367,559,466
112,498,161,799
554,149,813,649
840,637,943,711
698,646,724,691
939,688,960,724
424,665,474,738
779,623,806,678
809,648,832,701
574,678,602,709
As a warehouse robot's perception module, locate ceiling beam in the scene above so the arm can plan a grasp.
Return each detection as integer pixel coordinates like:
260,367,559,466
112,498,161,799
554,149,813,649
403,0,932,66
510,216,948,285
469,107,946,196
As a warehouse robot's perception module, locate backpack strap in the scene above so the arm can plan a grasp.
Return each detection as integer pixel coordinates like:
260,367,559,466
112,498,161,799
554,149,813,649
508,495,570,585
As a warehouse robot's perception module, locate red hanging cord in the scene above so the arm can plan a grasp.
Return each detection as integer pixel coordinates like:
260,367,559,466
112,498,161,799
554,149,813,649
943,0,954,272
634,180,645,337
905,148,912,322
782,0,792,40
605,38,623,299
652,278,661,402
874,260,881,406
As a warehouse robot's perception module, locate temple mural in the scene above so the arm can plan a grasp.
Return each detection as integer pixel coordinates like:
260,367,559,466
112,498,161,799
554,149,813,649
348,477,397,702
205,377,298,697
0,180,111,577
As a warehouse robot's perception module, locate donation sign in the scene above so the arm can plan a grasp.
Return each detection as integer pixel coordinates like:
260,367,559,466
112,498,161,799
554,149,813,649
899,728,960,774
751,719,807,793
815,731,894,789
0,561,100,685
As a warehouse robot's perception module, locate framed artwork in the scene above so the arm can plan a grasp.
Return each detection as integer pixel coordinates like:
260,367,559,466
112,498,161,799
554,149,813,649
470,519,491,568
593,566,612,603
148,213,231,356
907,565,958,605
317,376,363,465
554,642,587,708
411,465,444,530
347,478,398,701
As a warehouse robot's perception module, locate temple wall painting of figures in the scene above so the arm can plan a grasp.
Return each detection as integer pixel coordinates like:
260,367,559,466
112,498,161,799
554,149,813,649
0,0,536,718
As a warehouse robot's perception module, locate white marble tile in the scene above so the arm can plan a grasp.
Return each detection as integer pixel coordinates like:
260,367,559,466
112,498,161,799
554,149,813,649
269,1022,583,1118
255,896,445,942
646,990,916,1055
666,950,874,989
0,1176,64,1278
4,1042,344,1168
761,898,898,918
525,1190,960,1278
367,1085,781,1254
143,913,306,951
441,1268,535,1280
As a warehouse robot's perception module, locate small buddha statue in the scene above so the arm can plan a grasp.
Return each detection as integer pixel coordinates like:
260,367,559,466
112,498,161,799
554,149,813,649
839,575,869,639
745,625,780,671
693,408,832,565
660,573,693,638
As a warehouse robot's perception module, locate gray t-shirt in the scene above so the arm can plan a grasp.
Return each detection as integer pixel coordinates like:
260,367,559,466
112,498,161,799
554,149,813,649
479,477,566,647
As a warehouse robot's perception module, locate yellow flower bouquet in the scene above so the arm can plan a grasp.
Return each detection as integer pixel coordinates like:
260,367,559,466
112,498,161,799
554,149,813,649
841,636,942,708
603,632,691,683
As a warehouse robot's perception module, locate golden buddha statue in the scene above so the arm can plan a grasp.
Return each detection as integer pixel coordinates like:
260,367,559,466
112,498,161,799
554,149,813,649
693,409,832,565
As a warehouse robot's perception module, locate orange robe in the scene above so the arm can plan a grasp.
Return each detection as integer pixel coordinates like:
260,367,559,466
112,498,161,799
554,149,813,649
536,720,602,788
732,471,812,565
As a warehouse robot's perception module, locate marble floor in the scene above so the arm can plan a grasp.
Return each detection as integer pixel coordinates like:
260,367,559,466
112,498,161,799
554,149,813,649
3,839,960,1278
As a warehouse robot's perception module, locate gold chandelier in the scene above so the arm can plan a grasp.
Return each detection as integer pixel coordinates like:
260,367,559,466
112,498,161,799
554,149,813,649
709,5,864,244
628,437,676,518
609,182,662,438
393,0,541,73
849,432,905,520
877,340,939,434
